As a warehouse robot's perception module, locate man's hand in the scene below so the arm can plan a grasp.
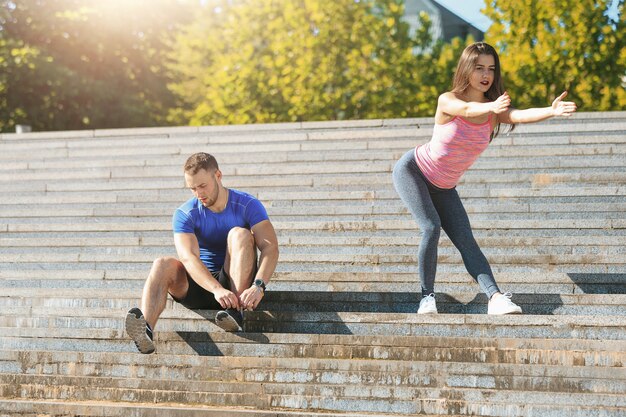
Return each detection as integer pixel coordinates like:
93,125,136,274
239,285,264,311
213,287,240,310
551,91,577,117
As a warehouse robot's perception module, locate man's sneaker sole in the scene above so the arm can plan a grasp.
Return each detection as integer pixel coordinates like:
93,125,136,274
215,310,243,332
125,308,155,354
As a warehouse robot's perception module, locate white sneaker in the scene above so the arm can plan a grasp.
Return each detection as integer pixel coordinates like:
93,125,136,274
417,293,438,314
488,292,522,315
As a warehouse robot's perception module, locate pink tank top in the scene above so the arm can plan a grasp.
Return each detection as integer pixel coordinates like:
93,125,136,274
415,114,493,189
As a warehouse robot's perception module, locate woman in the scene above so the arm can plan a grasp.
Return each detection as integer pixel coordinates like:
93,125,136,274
392,42,577,315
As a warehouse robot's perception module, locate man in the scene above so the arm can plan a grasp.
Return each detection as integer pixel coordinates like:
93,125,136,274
125,152,279,354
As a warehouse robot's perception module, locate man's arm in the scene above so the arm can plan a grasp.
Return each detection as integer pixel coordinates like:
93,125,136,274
251,219,279,285
238,219,279,311
174,232,240,309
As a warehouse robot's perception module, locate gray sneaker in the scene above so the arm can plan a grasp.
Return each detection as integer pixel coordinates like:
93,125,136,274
125,307,155,354
215,309,243,332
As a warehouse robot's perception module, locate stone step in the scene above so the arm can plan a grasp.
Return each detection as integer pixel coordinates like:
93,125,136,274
0,123,623,158
1,125,622,158
0,241,623,258
1,234,625,249
0,350,622,396
0,262,622,279
2,396,623,417
2,289,624,315
0,258,623,278
1,306,624,339
1,150,623,175
0,244,622,269
0,248,623,269
242,312,626,339
1,138,624,163
2,217,623,233
1,373,624,416
2,200,625,219
1,154,625,187
0,275,623,295
7,174,623,194
1,185,620,205
0,280,621,297
2,341,623,374
2,165,625,189
2,226,624,239
3,330,623,366
2,268,622,287
0,111,622,141
0,398,406,417
0,116,623,149
0,129,620,147
0,199,618,218
1,180,623,201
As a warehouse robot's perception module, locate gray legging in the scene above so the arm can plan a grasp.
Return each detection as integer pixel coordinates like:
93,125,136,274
392,149,500,299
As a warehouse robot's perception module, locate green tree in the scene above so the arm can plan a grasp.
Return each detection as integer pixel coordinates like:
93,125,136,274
167,0,438,125
412,15,477,116
0,0,191,132
484,0,625,110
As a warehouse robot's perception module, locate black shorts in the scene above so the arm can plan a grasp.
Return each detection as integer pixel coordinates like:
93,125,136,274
171,269,231,310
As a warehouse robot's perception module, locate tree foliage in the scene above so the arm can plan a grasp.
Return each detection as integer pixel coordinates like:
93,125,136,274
167,0,443,125
2,0,623,132
0,0,191,132
484,0,625,110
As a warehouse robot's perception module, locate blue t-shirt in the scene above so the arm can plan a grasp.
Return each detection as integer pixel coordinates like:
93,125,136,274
172,188,269,272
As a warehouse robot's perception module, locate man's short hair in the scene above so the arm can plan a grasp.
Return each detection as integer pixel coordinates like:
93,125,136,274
184,152,219,175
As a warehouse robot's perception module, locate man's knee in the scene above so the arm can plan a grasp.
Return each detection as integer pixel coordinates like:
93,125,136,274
227,227,255,249
150,257,185,282
152,256,179,270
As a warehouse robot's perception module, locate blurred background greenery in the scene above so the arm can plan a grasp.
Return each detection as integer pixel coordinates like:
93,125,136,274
0,0,623,132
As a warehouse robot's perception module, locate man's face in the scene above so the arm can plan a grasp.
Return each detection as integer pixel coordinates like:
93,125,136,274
184,168,221,208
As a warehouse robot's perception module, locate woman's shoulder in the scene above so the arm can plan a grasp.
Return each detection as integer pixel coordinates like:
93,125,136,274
438,91,461,102
435,92,462,124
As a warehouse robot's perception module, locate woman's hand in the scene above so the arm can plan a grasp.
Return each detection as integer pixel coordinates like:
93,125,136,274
491,91,511,114
551,91,577,117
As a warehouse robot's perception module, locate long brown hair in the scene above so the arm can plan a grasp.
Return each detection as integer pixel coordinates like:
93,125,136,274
451,42,513,139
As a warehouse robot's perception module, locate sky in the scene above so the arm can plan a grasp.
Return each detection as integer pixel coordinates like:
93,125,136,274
433,0,621,32
433,0,492,32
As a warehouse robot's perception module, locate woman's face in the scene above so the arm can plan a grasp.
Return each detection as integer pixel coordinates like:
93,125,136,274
468,54,496,94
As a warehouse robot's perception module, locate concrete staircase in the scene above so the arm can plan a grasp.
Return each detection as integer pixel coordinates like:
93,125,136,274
0,112,625,416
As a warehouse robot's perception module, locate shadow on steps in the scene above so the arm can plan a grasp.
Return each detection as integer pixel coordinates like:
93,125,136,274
567,273,626,294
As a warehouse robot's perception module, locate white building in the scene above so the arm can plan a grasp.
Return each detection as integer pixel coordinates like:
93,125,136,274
404,0,484,43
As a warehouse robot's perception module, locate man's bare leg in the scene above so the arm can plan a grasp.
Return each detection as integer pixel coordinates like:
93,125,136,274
126,256,188,353
215,227,256,332
224,227,257,296
141,256,189,329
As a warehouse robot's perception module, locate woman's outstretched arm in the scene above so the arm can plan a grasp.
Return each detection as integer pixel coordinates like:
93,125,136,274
437,91,511,119
500,91,577,124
